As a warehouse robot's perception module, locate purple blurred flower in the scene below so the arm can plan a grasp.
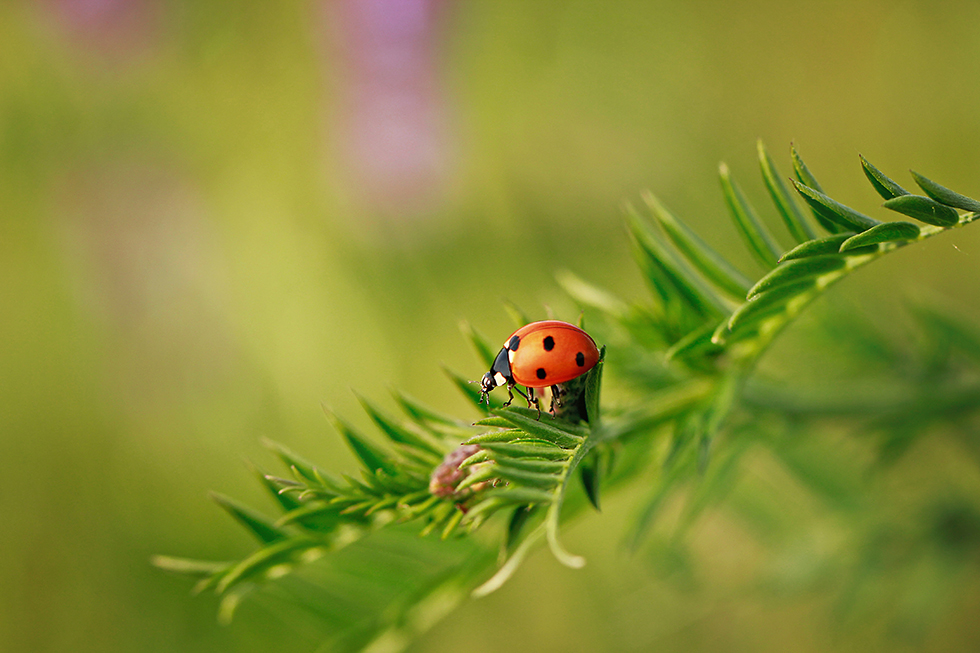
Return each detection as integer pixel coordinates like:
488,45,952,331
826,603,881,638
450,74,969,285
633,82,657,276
323,0,453,217
42,0,159,57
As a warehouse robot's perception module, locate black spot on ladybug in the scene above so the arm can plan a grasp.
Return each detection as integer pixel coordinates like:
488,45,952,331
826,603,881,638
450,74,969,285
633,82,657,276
536,368,547,380
543,336,555,351
508,335,520,350
575,352,585,366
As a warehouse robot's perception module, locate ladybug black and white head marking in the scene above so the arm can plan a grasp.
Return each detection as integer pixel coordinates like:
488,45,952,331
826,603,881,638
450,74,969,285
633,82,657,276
479,345,514,405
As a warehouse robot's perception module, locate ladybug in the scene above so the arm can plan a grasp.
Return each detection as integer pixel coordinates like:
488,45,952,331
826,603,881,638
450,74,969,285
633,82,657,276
479,320,600,417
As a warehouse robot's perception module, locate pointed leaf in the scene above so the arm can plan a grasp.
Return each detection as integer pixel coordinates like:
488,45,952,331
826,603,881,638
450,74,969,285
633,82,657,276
608,381,713,441
584,350,605,426
555,270,630,319
911,171,980,213
216,538,326,594
354,393,445,458
505,506,542,554
477,441,570,461
722,278,818,337
791,145,848,233
262,438,340,490
746,255,846,299
643,191,753,297
460,320,498,368
882,195,959,227
493,457,566,474
339,472,378,497
665,321,722,362
493,466,560,490
248,461,303,512
791,142,824,193
579,452,602,511
860,155,909,200
439,506,467,539
491,487,557,505
626,204,730,316
390,388,469,430
792,180,881,232
759,140,816,243
453,464,499,492
276,502,349,529
443,365,497,410
492,409,583,449
458,497,507,530
464,428,523,444
840,222,920,251
211,492,289,544
779,233,856,262
151,555,231,579
324,408,399,477
719,163,783,269
457,449,491,468
472,416,516,428
502,301,532,328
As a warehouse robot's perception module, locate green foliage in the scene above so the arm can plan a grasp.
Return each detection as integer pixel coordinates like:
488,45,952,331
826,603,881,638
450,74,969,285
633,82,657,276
157,143,980,652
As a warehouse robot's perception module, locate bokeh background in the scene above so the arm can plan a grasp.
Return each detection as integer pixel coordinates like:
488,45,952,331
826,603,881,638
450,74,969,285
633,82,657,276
3,1,980,651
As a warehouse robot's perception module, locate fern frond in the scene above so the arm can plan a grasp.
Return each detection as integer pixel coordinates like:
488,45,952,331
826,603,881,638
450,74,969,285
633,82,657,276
645,146,980,365
158,142,980,651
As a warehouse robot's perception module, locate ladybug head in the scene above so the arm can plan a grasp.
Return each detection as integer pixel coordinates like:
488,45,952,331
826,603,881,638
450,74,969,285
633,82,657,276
479,371,498,404
479,346,513,405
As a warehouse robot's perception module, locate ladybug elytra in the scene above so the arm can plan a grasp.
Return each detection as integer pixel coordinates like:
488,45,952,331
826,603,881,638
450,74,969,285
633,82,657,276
479,320,599,417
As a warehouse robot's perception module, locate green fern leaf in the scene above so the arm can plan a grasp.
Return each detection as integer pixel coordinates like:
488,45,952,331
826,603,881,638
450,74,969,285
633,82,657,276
759,140,817,243
626,203,731,318
791,144,848,233
839,222,920,251
779,233,859,261
459,319,499,368
354,392,446,459
555,269,631,319
443,365,500,411
324,407,400,477
718,279,818,343
719,163,783,268
210,492,289,544
860,154,909,200
792,180,881,232
151,555,231,580
746,255,847,299
882,195,959,227
469,440,570,460
911,171,980,213
643,191,753,297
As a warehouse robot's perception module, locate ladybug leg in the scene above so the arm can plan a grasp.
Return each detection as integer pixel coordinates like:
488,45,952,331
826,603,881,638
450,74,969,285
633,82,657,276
510,386,541,419
549,384,563,418
511,385,527,404
525,387,541,420
502,383,516,408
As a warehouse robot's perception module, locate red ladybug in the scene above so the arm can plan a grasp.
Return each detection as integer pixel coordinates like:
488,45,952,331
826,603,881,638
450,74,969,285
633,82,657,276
479,320,600,416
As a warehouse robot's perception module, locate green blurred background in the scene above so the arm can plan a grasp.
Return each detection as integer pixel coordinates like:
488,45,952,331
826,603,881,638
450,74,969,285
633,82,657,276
3,1,980,651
